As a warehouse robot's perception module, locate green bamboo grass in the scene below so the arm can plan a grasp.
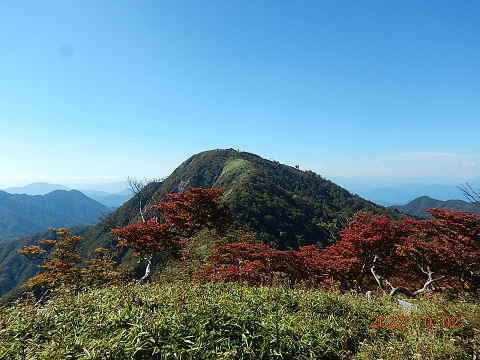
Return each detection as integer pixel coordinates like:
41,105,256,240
0,283,478,359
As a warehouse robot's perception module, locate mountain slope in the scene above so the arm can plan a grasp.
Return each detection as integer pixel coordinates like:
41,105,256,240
80,190,132,209
2,182,132,209
30,190,109,224
390,196,480,218
0,190,110,242
0,205,45,242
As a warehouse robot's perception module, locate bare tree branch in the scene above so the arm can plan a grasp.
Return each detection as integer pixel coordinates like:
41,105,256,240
126,177,164,221
369,254,447,298
370,255,387,295
127,177,149,221
384,266,447,297
458,183,480,208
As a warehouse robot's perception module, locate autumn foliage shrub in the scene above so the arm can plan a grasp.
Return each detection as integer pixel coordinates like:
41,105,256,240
154,187,233,237
317,208,480,297
44,183,476,298
195,242,323,287
112,187,233,257
18,228,119,293
195,208,480,298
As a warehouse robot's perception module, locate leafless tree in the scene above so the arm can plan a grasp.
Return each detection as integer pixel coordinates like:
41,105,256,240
126,176,164,221
458,183,480,208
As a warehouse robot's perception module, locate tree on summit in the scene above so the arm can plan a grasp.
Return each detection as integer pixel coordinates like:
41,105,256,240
111,187,233,284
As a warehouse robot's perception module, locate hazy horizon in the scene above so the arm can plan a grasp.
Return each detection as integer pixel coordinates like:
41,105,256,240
2,172,479,192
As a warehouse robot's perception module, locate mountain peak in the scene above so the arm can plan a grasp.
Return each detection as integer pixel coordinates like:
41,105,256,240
118,149,404,251
390,196,480,218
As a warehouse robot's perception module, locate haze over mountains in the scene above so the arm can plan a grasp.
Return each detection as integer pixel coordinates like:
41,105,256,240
389,196,480,218
0,182,133,243
2,163,477,244
3,175,478,210
330,176,480,206
2,182,132,209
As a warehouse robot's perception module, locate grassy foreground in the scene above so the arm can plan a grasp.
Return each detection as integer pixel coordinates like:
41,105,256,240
0,282,478,359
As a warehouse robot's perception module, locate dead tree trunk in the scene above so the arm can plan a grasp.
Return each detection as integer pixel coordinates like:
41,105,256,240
137,252,155,285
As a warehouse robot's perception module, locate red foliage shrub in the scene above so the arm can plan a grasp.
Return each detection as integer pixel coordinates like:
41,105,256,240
195,242,323,286
111,187,233,257
196,208,480,297
318,209,480,296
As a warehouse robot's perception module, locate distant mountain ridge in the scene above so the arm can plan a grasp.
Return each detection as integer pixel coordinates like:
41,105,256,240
389,196,480,218
2,182,132,209
0,190,110,243
330,176,480,206
2,182,70,195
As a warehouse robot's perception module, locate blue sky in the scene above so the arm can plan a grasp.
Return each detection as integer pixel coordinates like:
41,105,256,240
1,1,479,188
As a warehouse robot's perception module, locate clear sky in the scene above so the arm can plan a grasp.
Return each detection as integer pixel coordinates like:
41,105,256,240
1,1,479,188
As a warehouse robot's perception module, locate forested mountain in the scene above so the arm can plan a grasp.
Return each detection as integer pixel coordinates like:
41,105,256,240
81,149,404,254
166,150,405,247
0,149,404,299
0,190,110,243
390,196,480,218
